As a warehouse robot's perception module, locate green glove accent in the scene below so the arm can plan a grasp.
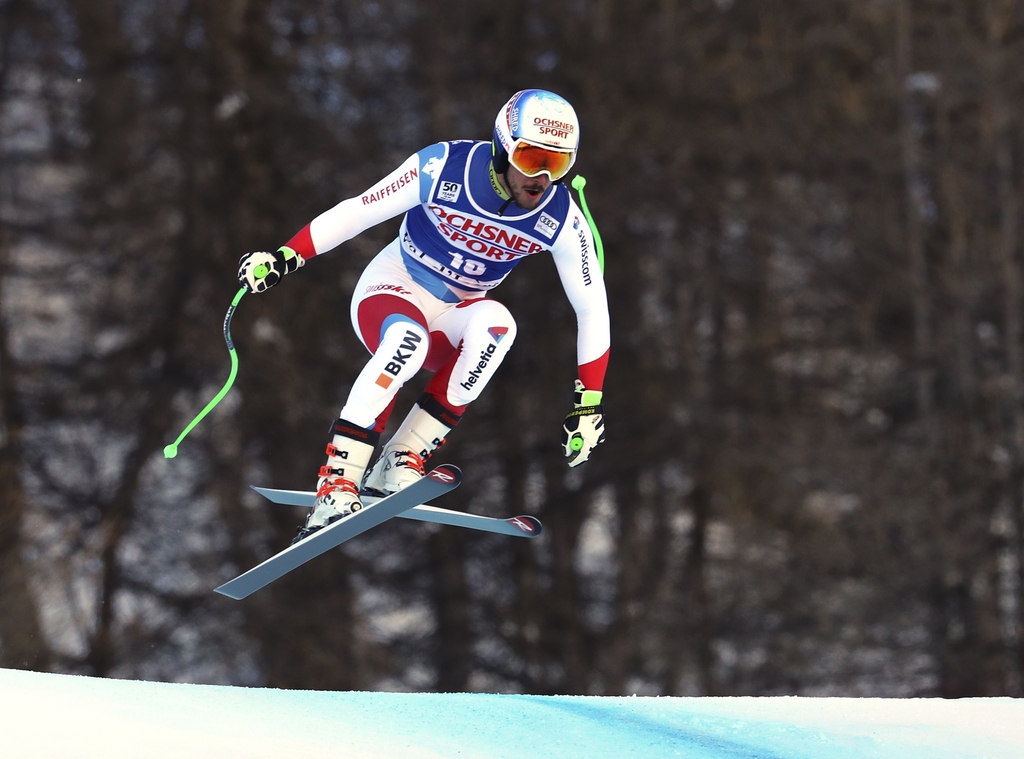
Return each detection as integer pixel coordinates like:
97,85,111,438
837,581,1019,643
278,246,301,268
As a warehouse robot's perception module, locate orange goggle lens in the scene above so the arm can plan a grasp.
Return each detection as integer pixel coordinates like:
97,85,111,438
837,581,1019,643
509,142,574,180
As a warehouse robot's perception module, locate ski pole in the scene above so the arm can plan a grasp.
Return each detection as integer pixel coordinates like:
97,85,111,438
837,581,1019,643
571,175,605,274
163,286,247,459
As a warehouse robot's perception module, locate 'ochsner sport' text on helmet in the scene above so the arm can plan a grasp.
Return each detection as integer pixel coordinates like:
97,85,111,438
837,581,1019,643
492,89,580,179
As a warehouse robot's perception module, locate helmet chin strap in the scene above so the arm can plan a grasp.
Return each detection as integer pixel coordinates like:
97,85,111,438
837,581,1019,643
489,157,516,215
499,165,514,215
498,190,514,216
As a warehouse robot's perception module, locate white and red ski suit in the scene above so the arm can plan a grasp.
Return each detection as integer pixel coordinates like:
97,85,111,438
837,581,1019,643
280,140,610,431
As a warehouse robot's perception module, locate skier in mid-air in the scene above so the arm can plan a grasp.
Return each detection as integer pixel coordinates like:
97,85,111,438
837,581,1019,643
238,89,610,543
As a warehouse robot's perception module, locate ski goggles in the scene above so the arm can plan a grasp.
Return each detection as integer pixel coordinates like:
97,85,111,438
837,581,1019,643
508,140,575,181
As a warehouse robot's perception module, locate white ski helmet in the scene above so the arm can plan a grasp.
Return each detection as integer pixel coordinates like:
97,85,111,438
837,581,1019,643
492,89,580,181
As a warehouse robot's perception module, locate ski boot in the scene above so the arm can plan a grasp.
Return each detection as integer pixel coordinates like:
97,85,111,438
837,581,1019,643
293,420,379,544
363,402,453,498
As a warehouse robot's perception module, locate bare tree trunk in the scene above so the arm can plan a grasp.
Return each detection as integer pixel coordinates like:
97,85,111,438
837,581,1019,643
429,529,471,691
601,474,638,696
936,95,977,408
1016,479,1024,696
986,0,1024,696
995,131,1023,453
896,0,934,420
544,463,591,695
995,131,1024,695
681,480,714,694
0,0,51,672
0,212,50,672
677,206,727,696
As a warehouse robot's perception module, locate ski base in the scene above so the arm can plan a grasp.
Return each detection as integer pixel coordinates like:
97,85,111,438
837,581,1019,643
215,465,462,600
251,485,543,540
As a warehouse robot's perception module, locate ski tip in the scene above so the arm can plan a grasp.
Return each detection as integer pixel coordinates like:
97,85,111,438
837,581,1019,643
427,464,462,487
508,515,543,537
213,584,247,601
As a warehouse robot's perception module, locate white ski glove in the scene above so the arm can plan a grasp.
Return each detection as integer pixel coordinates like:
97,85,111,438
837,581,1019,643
561,380,605,467
238,246,304,293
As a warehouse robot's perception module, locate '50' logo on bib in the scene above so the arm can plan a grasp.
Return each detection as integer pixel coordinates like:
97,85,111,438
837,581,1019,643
438,181,462,202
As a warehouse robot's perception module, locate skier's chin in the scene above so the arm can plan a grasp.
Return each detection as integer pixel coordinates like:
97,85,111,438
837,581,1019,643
516,187,545,209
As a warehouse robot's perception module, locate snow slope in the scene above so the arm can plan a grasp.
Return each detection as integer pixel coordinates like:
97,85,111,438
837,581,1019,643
1,668,1021,758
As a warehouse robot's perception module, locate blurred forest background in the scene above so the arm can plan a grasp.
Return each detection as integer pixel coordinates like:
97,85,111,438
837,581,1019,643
1,0,1023,698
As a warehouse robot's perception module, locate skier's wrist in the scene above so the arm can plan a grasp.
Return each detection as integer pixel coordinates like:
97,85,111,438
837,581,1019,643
276,246,304,274
572,379,602,409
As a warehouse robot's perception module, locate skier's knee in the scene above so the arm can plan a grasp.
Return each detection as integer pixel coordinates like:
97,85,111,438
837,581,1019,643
444,307,517,407
466,301,518,347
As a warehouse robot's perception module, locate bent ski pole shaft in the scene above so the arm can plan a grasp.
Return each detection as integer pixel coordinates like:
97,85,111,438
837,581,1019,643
571,175,605,274
164,286,247,459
